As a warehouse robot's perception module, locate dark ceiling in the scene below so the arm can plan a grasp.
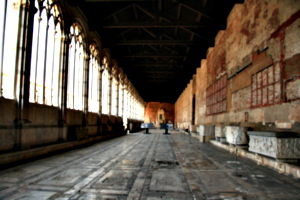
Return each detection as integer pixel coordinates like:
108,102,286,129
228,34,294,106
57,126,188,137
75,0,244,103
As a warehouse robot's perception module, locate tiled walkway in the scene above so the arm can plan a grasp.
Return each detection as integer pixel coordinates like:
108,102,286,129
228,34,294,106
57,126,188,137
0,130,300,200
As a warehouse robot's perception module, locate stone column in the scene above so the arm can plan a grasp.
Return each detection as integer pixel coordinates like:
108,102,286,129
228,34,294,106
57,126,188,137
122,76,128,128
111,65,119,116
120,87,124,117
123,87,128,125
128,87,132,119
98,66,104,115
116,81,120,116
58,34,71,142
118,72,123,117
82,53,90,127
14,0,37,149
108,75,112,116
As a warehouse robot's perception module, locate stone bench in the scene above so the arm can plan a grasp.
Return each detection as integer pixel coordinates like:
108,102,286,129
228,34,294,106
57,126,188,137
248,131,300,162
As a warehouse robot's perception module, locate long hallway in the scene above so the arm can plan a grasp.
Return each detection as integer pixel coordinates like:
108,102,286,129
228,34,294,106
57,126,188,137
0,131,299,200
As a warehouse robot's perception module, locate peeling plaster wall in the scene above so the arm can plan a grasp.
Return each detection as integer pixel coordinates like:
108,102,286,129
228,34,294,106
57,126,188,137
175,0,300,132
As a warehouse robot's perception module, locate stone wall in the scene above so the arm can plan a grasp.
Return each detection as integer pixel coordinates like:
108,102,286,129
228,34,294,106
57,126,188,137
0,0,143,164
0,97,128,152
144,102,175,126
175,80,193,129
175,0,300,132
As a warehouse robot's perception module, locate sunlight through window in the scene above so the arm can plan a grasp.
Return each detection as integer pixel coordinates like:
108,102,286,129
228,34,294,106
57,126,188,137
1,0,21,99
67,23,85,110
88,43,100,113
30,0,62,106
101,61,109,114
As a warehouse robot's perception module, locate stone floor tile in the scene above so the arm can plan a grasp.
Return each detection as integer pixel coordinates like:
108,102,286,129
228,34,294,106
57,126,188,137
0,130,300,200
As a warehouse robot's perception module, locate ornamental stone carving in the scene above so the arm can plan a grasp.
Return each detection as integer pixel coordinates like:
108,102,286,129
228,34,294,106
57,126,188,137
122,75,128,89
224,126,248,145
248,131,300,159
100,48,111,71
118,69,124,85
90,43,99,58
111,65,119,81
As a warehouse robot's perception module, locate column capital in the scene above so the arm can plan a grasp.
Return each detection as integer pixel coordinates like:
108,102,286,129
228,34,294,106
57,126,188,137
111,65,119,81
84,53,90,60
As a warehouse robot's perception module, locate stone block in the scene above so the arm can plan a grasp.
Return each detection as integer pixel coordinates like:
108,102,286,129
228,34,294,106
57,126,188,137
248,131,300,160
150,169,186,192
0,129,15,151
215,125,227,143
276,122,293,129
224,126,248,145
22,127,60,148
0,98,16,124
197,125,215,143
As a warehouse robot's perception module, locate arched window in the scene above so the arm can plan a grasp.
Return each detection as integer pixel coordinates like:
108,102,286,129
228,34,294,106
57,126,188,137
118,76,123,117
67,22,85,110
88,43,100,112
101,64,109,114
111,65,118,116
29,0,62,106
0,0,22,99
111,80,117,115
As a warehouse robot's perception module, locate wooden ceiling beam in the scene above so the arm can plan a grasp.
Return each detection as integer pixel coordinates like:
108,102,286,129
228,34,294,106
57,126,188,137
135,4,155,19
171,0,212,19
132,63,183,66
102,21,208,28
136,78,175,81
86,0,152,2
102,4,134,21
180,27,205,39
141,27,157,38
116,40,199,45
123,54,186,58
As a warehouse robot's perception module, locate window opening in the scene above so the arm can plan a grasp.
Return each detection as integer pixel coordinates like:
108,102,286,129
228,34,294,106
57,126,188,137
29,0,62,106
88,43,100,112
1,0,22,99
67,22,85,110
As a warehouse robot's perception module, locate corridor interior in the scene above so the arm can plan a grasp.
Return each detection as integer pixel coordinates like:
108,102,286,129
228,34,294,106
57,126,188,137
0,130,299,200
0,0,300,199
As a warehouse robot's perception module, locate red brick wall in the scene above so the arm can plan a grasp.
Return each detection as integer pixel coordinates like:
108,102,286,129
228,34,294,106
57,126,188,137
144,102,174,124
175,0,300,129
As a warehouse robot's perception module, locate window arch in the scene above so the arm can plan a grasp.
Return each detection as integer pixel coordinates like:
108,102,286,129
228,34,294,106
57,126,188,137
101,61,109,114
111,64,118,116
0,0,23,99
67,22,85,110
29,0,63,106
88,43,100,112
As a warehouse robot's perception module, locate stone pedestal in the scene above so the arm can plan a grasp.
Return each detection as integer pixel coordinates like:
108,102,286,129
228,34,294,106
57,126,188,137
215,125,226,143
248,131,300,161
197,125,215,143
224,126,248,146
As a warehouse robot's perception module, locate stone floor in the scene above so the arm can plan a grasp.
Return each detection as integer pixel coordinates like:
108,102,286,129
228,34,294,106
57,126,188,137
0,130,300,200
